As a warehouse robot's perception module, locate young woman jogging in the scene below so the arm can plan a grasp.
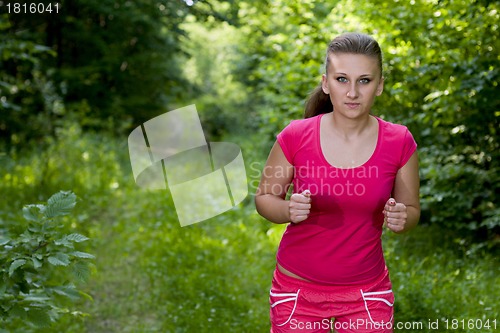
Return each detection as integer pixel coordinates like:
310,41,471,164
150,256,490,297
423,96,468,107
255,32,420,333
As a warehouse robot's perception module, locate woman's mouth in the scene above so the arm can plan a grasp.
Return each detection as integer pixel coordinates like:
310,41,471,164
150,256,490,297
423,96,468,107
345,103,361,109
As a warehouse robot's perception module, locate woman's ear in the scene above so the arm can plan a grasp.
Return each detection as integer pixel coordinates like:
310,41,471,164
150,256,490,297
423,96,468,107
321,74,329,94
376,76,384,96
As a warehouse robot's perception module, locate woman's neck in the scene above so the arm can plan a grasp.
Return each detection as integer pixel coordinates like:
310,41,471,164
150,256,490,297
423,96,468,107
327,112,375,140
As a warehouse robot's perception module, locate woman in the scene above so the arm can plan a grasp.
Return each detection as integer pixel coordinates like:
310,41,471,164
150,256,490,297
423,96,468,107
255,33,420,333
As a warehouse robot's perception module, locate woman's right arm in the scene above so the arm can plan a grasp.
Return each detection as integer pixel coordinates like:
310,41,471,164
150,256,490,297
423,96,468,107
255,141,311,224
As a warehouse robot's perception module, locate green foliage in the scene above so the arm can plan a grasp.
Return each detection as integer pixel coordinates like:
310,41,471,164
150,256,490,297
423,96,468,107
0,191,94,332
180,19,253,139
383,225,499,332
1,0,194,144
0,13,59,146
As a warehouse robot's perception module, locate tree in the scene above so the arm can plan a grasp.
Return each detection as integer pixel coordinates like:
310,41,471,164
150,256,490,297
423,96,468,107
1,0,192,144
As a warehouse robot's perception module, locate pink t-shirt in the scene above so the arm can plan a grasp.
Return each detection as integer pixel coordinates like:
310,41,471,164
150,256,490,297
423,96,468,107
276,113,417,285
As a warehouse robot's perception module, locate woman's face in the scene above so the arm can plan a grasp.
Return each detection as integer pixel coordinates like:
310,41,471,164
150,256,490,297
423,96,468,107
321,53,384,119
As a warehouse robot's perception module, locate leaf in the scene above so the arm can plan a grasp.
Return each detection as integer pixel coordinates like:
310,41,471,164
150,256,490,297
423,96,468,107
23,294,51,303
72,261,91,282
54,236,72,248
66,233,90,243
9,305,27,319
22,204,45,222
9,259,27,276
0,279,6,296
51,286,82,301
0,235,10,246
27,308,51,327
48,253,70,266
32,256,43,269
70,251,95,259
45,191,77,218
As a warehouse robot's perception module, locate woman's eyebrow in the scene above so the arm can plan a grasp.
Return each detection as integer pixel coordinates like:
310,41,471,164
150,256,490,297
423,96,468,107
334,72,374,77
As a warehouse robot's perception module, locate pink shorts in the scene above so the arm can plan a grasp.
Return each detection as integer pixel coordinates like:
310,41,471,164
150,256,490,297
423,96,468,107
269,267,394,333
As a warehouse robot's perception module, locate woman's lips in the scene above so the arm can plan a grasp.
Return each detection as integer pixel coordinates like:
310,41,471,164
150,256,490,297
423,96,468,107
345,103,361,109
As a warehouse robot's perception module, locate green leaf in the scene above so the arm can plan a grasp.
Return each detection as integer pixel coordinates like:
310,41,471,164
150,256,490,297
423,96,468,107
9,259,27,276
9,305,27,319
27,308,51,327
32,256,43,269
0,279,6,296
66,233,90,243
22,204,45,222
23,294,51,303
48,253,70,266
72,261,91,282
0,235,10,246
51,286,81,301
70,251,95,259
54,236,72,248
45,191,77,218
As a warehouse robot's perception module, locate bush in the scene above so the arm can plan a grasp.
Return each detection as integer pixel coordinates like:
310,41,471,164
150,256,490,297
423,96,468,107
0,191,94,332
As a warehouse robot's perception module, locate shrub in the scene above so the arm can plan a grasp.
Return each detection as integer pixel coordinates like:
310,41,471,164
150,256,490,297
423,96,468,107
0,191,94,332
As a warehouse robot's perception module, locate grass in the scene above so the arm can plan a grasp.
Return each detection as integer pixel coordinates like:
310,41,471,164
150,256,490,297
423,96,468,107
1,125,498,332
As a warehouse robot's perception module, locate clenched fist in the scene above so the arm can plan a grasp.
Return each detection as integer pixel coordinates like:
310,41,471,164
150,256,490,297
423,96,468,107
383,197,408,233
289,190,311,223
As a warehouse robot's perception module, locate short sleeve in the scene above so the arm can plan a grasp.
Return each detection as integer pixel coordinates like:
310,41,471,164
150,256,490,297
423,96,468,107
276,121,297,165
399,128,417,167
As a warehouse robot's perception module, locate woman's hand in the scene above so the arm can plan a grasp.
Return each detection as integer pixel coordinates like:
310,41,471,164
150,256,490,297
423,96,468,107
383,197,408,233
289,190,311,223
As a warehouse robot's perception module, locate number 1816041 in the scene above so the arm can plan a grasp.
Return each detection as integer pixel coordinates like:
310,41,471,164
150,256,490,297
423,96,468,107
6,3,60,14
443,318,497,330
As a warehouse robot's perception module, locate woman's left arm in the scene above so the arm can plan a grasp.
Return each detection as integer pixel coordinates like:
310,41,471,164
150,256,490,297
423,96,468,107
384,151,420,233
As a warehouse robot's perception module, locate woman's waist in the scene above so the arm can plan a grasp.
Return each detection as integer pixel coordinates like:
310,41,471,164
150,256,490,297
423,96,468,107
275,260,389,292
276,244,385,286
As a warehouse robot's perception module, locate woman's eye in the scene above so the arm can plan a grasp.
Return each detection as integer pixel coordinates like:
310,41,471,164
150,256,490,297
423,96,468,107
359,78,371,84
336,77,348,83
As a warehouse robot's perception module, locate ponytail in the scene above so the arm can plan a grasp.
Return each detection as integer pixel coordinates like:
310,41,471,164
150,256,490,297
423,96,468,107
304,84,332,118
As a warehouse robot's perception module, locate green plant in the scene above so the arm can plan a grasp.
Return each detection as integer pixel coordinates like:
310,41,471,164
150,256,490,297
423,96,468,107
0,191,94,332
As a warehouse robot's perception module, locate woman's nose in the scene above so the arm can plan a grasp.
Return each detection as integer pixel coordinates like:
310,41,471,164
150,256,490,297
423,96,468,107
346,84,359,98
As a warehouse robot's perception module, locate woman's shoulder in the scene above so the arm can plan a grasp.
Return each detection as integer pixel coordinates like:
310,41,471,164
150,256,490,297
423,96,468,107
277,114,322,148
376,116,417,158
376,116,413,137
283,113,323,132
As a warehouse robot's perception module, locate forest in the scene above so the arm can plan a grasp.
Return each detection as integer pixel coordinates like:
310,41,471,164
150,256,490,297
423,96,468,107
0,0,499,332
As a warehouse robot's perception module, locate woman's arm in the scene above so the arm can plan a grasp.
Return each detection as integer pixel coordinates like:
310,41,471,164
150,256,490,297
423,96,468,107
255,141,310,224
384,151,420,233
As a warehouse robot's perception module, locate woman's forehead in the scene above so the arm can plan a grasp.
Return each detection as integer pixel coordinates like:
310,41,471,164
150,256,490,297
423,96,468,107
327,53,381,75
